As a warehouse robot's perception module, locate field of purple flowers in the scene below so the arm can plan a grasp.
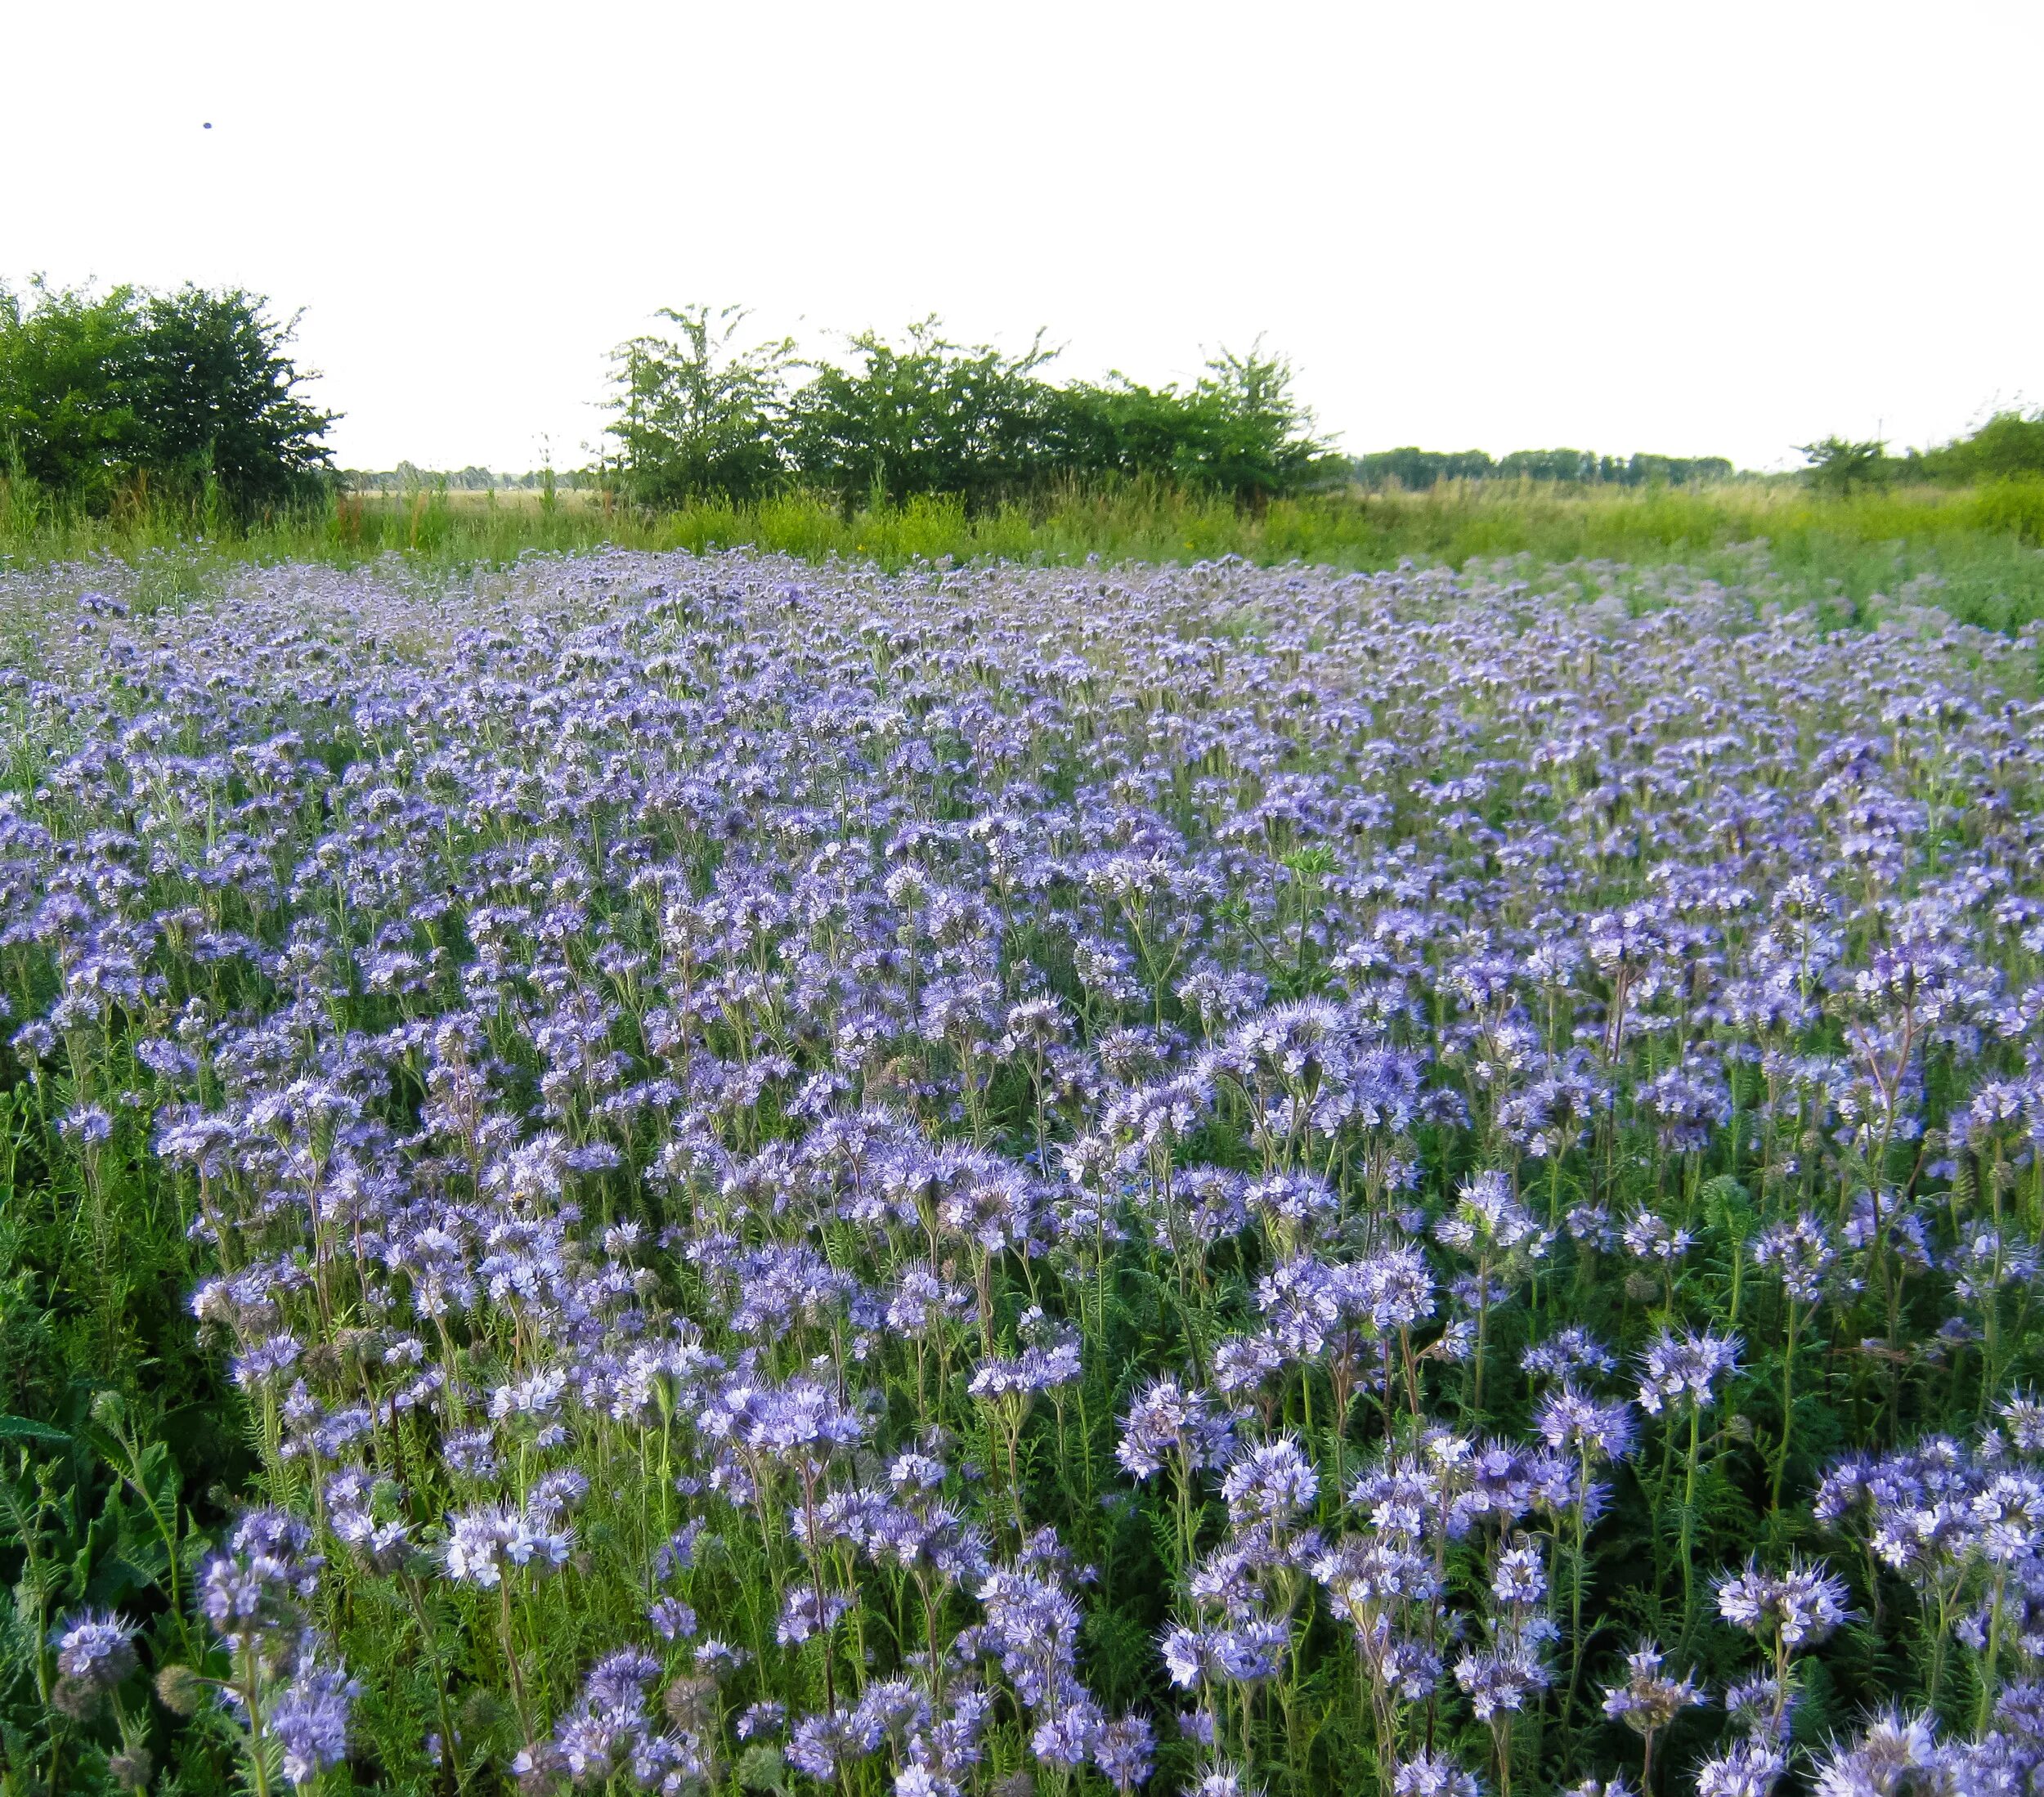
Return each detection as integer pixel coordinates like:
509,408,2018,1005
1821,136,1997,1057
6,548,2044,1797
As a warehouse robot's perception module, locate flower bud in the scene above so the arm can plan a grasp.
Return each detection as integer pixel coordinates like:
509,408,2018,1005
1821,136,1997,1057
155,1664,208,1717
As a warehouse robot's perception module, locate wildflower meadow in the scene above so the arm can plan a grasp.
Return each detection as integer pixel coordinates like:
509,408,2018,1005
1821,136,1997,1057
7,546,2044,1797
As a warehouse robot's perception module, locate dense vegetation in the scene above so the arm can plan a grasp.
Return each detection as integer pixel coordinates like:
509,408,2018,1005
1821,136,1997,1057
9,477,2044,634
7,279,2044,644
606,310,1335,511
6,547,2044,1797
1801,415,2044,497
0,281,336,518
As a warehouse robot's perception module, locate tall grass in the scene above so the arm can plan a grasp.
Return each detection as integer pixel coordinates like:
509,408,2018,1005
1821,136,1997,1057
7,475,2044,628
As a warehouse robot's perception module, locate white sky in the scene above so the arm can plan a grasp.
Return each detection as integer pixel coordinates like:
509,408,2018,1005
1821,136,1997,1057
7,0,2039,473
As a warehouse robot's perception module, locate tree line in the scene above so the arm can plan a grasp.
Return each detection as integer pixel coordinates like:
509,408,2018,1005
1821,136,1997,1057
16,276,2037,524
1352,446,1735,489
1800,411,2044,495
341,463,566,493
600,310,1759,507
603,307,1338,510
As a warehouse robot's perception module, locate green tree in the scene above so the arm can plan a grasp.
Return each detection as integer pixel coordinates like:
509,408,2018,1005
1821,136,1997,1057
1798,436,1892,496
1906,410,2044,484
787,320,1058,509
128,285,337,509
602,310,1333,512
1051,346,1330,507
608,305,796,507
1351,446,1499,488
1177,344,1329,505
0,280,148,507
0,279,335,514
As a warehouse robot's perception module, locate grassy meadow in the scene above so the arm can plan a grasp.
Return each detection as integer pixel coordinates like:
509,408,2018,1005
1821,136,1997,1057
7,477,2044,632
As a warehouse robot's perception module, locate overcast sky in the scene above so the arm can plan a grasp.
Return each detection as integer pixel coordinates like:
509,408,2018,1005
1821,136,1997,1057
7,0,2038,473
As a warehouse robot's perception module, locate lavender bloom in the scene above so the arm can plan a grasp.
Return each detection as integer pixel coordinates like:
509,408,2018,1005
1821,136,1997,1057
1454,1646,1549,1721
1491,1539,1547,1607
199,1509,325,1652
1095,1713,1155,1792
53,1611,139,1687
1535,1386,1636,1466
1602,1641,1705,1734
1619,1210,1692,1265
648,1597,698,1640
269,1649,360,1787
778,1584,853,1645
978,1566,1084,1710
737,1701,786,1739
1220,1438,1319,1530
1352,1244,1437,1333
1809,1710,1943,1797
1637,1327,1742,1415
1692,1740,1786,1797
32,549,2044,1797
1393,1751,1481,1797
1752,1212,1836,1302
1715,1558,1852,1648
1522,1327,1616,1383
1725,1676,1796,1745
442,1502,572,1587
1435,1169,1547,1258
1117,1378,1235,1481
60,1104,114,1145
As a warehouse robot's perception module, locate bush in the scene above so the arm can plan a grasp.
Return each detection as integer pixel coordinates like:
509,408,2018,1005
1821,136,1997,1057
604,310,1332,512
1907,410,2044,485
0,278,336,518
1051,347,1330,508
787,318,1060,509
1795,435,1892,496
610,306,796,509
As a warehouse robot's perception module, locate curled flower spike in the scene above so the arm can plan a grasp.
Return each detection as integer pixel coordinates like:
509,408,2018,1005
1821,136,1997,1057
1636,1327,1742,1415
1715,1557,1852,1649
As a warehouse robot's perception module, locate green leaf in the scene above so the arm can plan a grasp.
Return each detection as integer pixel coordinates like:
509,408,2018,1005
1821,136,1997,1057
0,1414,68,1445
87,1548,163,1607
1701,1175,1755,1244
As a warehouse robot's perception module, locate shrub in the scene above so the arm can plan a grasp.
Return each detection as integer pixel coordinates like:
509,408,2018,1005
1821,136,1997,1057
0,278,336,518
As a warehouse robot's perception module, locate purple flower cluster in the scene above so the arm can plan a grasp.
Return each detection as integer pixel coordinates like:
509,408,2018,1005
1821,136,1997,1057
15,547,2044,1795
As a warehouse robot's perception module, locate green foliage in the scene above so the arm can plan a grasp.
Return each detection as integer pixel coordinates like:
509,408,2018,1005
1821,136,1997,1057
0,1434,208,1792
0,282,147,511
787,318,1060,509
1050,345,1334,507
1802,410,2044,505
610,305,796,508
1905,409,2044,485
0,278,335,520
10,475,2044,632
1797,436,1892,496
736,1742,789,1793
123,285,338,513
604,309,1332,511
